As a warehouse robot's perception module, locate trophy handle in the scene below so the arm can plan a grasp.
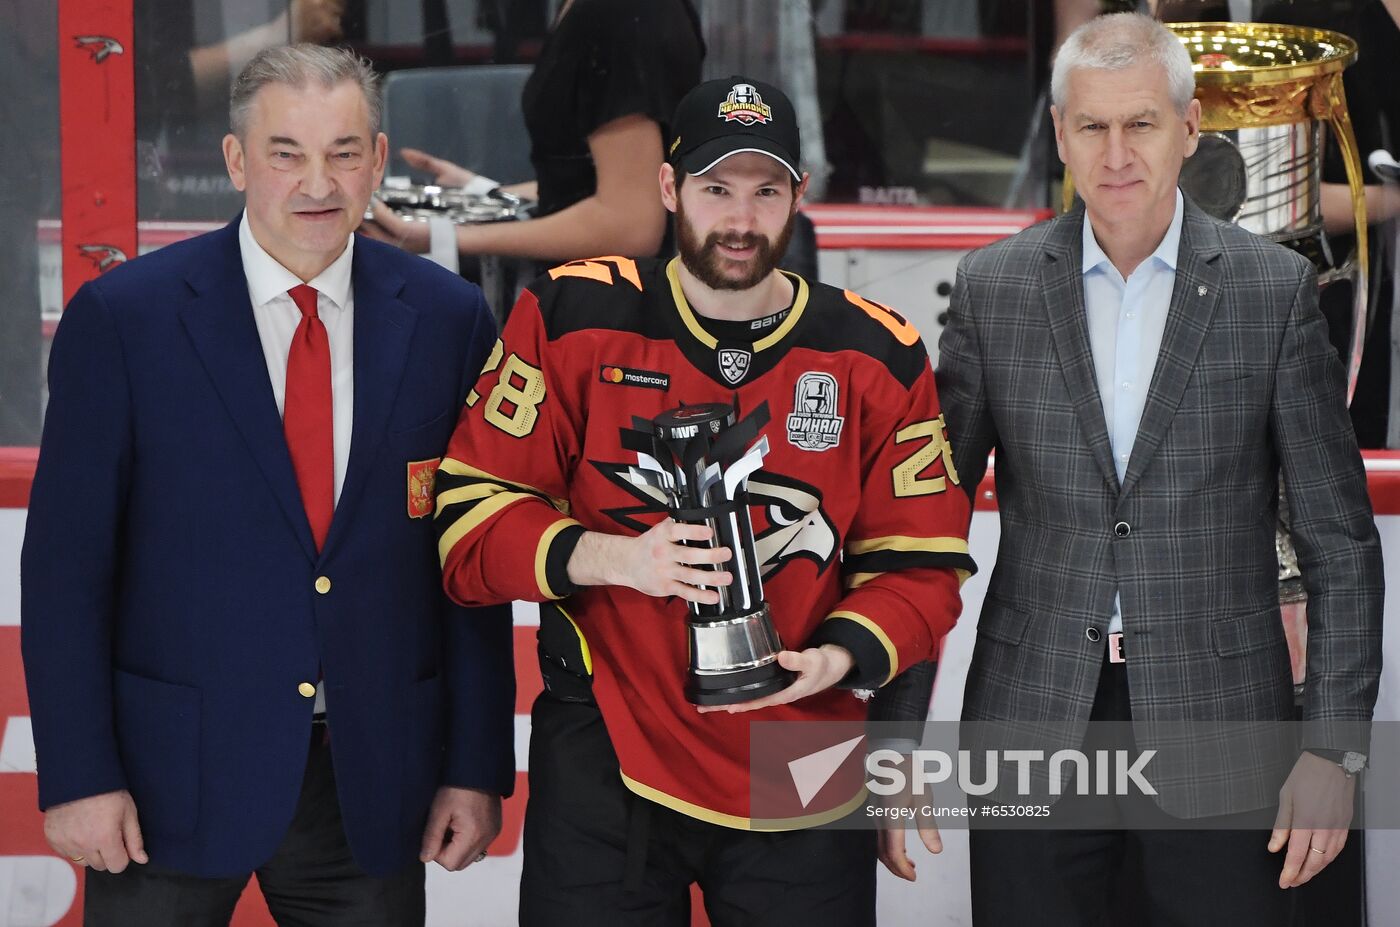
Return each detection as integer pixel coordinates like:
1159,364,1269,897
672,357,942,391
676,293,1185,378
1313,71,1370,406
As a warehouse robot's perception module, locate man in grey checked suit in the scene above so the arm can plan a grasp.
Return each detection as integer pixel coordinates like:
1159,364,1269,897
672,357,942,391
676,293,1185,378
937,13,1383,925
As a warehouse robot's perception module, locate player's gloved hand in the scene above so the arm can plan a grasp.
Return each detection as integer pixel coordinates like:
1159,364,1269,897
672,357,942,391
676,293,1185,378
568,519,732,604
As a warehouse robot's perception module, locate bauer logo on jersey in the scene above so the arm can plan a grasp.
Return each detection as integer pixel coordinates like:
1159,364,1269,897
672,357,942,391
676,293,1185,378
786,372,844,451
406,458,440,519
718,348,752,386
718,83,773,126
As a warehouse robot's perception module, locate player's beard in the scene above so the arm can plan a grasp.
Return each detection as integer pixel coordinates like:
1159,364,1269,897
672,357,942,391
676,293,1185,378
675,197,795,291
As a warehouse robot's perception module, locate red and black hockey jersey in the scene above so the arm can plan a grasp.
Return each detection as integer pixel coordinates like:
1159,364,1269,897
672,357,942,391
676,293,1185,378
436,255,975,828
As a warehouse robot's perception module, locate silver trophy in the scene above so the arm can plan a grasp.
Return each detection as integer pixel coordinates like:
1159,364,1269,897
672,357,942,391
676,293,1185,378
364,178,532,224
365,178,534,328
621,400,795,706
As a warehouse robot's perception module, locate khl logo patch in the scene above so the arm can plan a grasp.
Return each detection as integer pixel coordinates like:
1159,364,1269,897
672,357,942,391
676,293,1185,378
718,348,752,386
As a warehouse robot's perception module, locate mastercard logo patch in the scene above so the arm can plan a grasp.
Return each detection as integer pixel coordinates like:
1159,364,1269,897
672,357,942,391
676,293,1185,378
598,364,671,391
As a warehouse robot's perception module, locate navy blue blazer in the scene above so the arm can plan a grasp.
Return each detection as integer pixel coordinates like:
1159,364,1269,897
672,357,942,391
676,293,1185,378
20,217,514,878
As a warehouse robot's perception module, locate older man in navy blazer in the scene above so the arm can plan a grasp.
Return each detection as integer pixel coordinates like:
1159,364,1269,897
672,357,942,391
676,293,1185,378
20,44,512,925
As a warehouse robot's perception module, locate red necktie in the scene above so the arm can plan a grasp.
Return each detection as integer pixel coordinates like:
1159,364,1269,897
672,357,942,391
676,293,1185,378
284,284,334,551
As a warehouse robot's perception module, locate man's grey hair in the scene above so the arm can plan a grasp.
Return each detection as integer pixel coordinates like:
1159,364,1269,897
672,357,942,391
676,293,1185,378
230,44,382,139
1051,13,1196,116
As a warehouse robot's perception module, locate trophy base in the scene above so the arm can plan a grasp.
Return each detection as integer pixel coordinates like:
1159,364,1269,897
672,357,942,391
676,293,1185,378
686,661,797,707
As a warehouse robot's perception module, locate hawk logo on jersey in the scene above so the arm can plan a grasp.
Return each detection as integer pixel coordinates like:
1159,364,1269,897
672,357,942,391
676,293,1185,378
590,463,838,579
718,83,773,126
750,471,840,576
786,372,844,451
718,348,752,385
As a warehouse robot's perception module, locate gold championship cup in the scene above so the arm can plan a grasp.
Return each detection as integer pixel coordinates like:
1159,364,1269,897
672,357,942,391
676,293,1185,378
1171,23,1369,401
1170,24,1369,613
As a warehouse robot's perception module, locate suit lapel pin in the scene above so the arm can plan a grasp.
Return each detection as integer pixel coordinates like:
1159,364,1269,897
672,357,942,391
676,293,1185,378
1197,285,1208,296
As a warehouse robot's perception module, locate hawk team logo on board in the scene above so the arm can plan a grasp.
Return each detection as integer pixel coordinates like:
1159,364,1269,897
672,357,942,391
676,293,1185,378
74,35,125,62
78,244,127,273
718,348,752,386
718,83,773,126
786,372,844,451
407,459,440,519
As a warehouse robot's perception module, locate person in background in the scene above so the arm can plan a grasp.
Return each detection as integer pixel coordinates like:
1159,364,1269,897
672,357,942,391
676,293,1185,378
361,0,704,265
1308,0,1400,448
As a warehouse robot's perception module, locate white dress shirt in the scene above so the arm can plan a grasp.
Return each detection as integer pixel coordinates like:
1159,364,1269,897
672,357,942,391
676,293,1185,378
238,212,355,504
1082,187,1184,635
239,215,355,716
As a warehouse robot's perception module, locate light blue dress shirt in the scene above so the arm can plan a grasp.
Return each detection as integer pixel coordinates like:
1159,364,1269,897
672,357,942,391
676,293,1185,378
1082,188,1185,635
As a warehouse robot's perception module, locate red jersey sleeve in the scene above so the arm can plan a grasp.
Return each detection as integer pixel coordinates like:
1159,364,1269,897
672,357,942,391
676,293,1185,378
436,286,585,606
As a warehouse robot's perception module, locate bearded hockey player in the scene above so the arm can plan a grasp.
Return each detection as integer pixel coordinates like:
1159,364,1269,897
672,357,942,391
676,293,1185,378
435,76,975,926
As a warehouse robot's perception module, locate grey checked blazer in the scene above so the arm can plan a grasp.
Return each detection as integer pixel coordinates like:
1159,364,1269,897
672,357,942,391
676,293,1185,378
937,198,1384,817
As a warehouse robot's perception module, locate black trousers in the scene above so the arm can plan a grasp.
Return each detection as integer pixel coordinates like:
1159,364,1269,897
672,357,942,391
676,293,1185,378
968,657,1294,927
520,691,877,927
84,726,425,927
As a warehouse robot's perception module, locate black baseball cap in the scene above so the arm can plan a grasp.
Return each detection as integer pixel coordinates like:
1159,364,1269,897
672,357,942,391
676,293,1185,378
668,76,802,182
